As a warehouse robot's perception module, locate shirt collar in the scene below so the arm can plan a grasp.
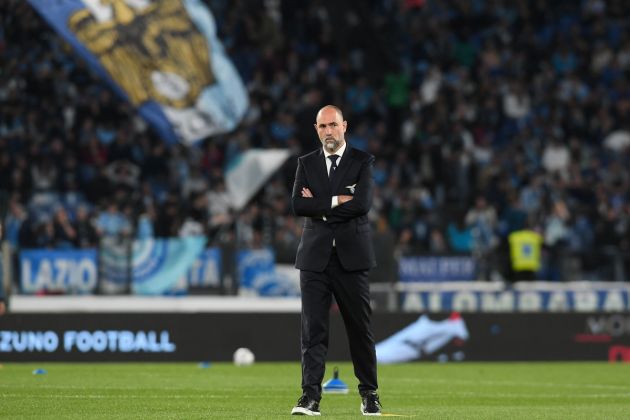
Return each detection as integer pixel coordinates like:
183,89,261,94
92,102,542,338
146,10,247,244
323,141,347,160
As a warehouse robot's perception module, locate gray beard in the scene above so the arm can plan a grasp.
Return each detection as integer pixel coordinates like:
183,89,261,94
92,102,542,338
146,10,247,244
324,140,340,152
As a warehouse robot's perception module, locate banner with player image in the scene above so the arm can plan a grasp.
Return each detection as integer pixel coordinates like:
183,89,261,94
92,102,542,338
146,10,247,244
3,312,628,362
376,313,470,363
28,0,249,145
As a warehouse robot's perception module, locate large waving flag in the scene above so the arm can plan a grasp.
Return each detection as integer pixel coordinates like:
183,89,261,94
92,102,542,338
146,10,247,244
225,149,291,211
28,0,249,145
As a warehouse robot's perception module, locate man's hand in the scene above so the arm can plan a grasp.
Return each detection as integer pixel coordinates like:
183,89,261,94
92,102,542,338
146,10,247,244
338,195,353,204
301,187,313,198
0,301,6,316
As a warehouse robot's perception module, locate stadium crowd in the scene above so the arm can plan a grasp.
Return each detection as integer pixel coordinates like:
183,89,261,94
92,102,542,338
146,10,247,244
1,0,630,283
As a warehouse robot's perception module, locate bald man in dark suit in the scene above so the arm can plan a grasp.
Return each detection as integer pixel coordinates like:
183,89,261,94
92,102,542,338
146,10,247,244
290,105,381,416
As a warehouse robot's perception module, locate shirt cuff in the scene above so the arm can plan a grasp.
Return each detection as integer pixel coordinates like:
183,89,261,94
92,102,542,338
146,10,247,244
331,196,339,208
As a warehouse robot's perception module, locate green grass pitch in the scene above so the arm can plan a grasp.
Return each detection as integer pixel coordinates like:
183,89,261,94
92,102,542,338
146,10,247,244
1,362,629,419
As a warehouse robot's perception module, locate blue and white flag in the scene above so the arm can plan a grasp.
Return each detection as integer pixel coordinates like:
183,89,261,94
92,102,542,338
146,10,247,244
28,0,249,145
185,247,222,288
100,236,207,295
225,149,291,210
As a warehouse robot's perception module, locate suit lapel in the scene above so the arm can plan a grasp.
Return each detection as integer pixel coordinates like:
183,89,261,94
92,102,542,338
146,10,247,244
330,147,354,192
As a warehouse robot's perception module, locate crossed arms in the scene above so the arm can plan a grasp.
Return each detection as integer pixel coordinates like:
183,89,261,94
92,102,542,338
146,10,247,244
291,155,374,224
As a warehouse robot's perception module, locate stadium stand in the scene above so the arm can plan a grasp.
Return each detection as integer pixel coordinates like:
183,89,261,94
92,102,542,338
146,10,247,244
1,0,629,296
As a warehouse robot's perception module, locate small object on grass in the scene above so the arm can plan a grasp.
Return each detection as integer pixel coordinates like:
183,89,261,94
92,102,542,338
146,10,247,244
322,367,349,394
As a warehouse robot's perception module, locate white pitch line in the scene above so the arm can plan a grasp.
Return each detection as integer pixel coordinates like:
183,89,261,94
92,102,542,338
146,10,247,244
396,377,630,391
0,393,229,399
438,391,630,399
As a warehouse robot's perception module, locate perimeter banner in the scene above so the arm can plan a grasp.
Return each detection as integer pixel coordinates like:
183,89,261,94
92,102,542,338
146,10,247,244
1,313,629,362
27,0,249,145
20,249,98,294
398,285,630,312
19,242,215,295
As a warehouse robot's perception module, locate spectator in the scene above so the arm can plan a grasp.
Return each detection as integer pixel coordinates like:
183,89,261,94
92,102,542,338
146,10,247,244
447,219,473,254
52,206,77,249
74,205,98,248
3,194,27,248
508,222,544,282
0,224,5,315
542,138,571,177
95,203,131,238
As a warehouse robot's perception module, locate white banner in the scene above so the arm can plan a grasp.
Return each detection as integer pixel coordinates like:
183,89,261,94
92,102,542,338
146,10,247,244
225,149,290,210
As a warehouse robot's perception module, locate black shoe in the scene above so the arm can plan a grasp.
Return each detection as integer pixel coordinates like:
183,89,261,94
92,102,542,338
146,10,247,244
360,391,382,416
291,394,321,416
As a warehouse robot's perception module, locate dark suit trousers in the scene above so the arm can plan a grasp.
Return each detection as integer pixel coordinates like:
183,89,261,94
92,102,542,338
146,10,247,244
299,248,378,400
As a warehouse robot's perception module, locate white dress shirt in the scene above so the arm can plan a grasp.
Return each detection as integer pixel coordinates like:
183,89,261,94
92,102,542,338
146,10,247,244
323,141,347,209
322,142,347,246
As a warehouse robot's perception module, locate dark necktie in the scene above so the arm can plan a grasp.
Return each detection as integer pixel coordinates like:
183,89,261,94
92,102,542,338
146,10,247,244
328,155,339,178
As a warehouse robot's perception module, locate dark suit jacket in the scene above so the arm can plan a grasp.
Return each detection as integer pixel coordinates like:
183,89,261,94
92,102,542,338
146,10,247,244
292,146,376,272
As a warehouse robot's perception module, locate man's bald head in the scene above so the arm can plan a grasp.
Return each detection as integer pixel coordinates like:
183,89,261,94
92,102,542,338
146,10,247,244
314,105,347,153
316,105,343,122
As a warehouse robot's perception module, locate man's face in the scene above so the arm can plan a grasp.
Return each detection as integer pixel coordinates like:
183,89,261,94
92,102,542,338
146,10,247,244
315,108,347,153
